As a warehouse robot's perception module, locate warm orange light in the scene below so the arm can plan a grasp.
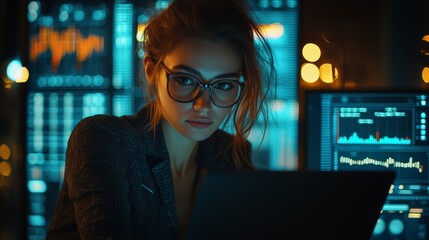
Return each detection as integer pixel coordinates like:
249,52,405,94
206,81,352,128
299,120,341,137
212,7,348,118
408,213,422,219
15,67,29,83
410,208,423,213
30,27,104,71
0,144,11,160
301,63,319,83
0,161,12,176
319,63,338,83
422,35,429,56
136,24,146,42
302,43,321,62
422,67,429,83
256,23,285,39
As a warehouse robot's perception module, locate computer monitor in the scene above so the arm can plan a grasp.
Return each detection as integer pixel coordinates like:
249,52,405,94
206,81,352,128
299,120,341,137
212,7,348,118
299,89,428,240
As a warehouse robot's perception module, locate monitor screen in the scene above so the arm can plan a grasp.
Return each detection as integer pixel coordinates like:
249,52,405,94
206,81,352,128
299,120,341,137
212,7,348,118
299,89,428,240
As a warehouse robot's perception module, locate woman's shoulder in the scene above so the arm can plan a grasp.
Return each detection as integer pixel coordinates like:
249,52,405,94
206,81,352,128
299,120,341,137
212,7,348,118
65,112,147,170
72,106,150,137
73,114,134,136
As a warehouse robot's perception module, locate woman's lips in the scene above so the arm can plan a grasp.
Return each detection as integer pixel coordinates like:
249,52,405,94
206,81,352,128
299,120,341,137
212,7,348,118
186,119,213,129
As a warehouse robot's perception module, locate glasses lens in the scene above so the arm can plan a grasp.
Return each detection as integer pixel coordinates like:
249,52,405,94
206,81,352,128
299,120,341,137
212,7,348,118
167,73,200,102
167,73,243,107
211,80,242,107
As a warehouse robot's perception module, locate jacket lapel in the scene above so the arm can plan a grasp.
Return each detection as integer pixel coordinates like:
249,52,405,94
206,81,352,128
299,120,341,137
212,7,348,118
150,158,179,233
128,105,180,233
143,124,179,233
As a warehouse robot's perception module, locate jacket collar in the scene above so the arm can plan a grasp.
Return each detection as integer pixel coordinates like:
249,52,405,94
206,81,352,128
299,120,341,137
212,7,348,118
131,104,233,233
141,122,180,232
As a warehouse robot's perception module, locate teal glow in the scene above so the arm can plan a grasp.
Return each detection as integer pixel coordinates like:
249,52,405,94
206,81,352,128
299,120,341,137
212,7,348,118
388,219,404,235
59,11,69,22
286,0,297,8
39,16,53,26
113,3,134,89
27,153,45,165
27,180,47,193
382,204,409,211
113,95,133,116
372,218,386,235
271,0,283,8
28,215,46,227
409,185,421,190
93,9,106,21
6,59,22,81
74,10,85,21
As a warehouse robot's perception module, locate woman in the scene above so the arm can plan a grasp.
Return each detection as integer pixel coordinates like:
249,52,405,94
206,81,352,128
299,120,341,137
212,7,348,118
46,0,276,239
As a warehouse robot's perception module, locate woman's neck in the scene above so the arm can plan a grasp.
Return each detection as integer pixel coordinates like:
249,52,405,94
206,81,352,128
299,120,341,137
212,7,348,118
161,120,199,178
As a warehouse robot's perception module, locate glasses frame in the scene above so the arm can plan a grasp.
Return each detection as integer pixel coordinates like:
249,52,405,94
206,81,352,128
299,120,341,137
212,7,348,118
161,63,245,108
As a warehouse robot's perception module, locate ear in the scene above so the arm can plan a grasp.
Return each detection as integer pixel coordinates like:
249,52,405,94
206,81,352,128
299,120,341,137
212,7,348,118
143,55,155,78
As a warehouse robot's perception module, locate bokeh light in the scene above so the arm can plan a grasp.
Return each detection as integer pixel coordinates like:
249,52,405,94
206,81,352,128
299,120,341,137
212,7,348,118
0,144,11,160
319,63,338,83
5,59,29,83
423,67,429,83
0,161,12,176
136,24,146,42
259,22,285,40
302,43,321,62
301,63,319,83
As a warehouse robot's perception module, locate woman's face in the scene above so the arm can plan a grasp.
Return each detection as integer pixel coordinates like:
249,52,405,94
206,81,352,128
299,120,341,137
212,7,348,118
157,37,242,142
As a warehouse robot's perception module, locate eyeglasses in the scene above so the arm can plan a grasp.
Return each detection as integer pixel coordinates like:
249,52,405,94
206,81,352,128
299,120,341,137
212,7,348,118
161,63,245,108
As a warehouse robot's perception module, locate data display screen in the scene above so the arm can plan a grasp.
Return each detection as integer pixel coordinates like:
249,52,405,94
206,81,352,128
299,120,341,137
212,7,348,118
26,1,115,239
301,89,429,240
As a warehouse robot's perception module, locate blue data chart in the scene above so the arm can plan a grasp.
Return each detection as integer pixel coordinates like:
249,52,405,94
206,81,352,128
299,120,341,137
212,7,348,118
335,106,424,145
302,90,429,240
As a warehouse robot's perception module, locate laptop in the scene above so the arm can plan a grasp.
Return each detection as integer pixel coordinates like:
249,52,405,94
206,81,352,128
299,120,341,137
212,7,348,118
179,169,396,240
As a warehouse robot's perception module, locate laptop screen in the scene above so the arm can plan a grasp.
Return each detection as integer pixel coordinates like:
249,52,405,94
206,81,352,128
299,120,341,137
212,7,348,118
299,89,429,240
180,169,395,240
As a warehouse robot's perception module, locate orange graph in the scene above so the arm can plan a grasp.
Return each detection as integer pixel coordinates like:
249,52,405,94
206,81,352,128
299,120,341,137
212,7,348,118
30,26,105,71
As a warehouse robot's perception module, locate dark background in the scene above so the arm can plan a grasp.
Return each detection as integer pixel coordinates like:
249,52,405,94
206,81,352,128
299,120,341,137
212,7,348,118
1,1,28,240
298,0,429,90
1,0,429,239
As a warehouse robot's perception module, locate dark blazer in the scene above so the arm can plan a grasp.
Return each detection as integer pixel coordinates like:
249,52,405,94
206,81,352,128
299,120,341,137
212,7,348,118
46,104,251,239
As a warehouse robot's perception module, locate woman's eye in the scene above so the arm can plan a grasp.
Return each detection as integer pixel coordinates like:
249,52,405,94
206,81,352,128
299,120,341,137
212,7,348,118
215,81,235,90
174,76,195,85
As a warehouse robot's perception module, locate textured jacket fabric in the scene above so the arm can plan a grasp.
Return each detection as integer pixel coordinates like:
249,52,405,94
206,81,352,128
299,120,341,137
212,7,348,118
46,104,251,239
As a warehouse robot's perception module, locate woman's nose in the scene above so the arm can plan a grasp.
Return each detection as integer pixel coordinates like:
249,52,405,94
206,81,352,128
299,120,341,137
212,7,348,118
193,89,212,112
